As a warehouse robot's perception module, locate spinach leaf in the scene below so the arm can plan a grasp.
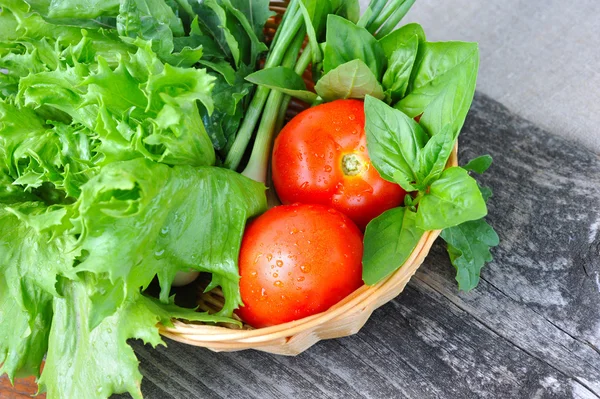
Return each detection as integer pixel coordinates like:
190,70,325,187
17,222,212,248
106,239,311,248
463,154,493,174
188,0,241,66
378,22,425,58
382,34,419,102
396,41,479,137
315,60,384,102
362,207,425,285
323,14,386,80
246,66,319,103
221,0,269,67
364,95,426,191
416,167,487,230
228,0,273,39
440,217,499,291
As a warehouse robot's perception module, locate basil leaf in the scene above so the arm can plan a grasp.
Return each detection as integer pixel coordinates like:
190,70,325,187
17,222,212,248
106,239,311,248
416,167,487,230
440,217,499,291
315,59,384,102
396,41,479,137
364,96,427,191
379,22,425,58
417,123,455,188
463,154,493,174
246,66,318,103
363,207,425,285
382,34,419,102
323,14,386,80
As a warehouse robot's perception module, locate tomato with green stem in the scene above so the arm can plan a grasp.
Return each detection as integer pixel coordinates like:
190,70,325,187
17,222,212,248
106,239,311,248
271,99,406,229
237,203,363,328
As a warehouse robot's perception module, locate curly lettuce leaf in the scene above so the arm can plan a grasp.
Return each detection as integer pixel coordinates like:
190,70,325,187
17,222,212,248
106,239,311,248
0,204,77,381
39,275,236,399
71,158,266,320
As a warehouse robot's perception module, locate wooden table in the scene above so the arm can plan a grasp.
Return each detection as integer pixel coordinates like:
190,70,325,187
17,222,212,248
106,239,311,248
3,93,600,398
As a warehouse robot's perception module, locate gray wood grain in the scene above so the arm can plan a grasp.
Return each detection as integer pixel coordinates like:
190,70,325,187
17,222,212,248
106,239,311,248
116,93,600,399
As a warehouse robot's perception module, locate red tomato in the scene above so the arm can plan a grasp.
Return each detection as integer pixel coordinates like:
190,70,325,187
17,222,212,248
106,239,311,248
272,99,406,229
237,203,363,328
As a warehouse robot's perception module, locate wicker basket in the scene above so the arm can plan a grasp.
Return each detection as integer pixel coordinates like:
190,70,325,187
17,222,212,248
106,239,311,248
159,1,459,356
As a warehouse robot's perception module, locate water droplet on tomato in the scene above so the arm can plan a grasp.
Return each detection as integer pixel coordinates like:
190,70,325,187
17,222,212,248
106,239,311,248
290,228,299,234
359,145,365,152
300,181,309,189
274,280,283,288
276,260,284,267
261,288,267,297
273,272,279,278
266,253,273,261
324,165,332,172
327,208,337,215
297,276,305,282
250,271,257,277
349,114,355,121
254,254,262,264
300,265,311,273
297,153,303,161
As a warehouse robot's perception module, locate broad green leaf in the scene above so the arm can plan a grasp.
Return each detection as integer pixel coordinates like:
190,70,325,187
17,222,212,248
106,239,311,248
0,204,77,380
382,34,419,102
440,218,499,291
221,0,268,67
364,96,427,191
378,22,425,58
247,66,318,103
323,14,386,80
463,154,493,174
316,59,384,102
363,207,425,285
71,158,267,317
416,167,487,230
229,0,273,39
396,41,479,137
190,0,241,66
417,123,455,188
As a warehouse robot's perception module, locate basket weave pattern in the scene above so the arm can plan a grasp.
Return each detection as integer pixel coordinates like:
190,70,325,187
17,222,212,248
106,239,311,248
159,1,459,355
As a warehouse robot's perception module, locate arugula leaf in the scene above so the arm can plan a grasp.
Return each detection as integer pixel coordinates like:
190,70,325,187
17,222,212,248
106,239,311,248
364,95,426,191
362,207,425,284
440,217,499,291
416,167,487,230
396,41,479,137
463,154,493,174
246,66,319,103
323,14,386,80
382,34,419,102
315,59,384,102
